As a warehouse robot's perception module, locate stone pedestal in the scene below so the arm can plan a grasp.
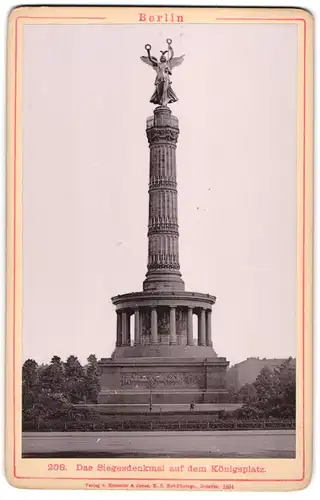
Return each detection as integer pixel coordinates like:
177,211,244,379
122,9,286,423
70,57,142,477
99,356,229,405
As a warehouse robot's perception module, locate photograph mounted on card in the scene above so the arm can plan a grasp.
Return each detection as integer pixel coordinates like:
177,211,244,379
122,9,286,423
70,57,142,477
6,5,313,491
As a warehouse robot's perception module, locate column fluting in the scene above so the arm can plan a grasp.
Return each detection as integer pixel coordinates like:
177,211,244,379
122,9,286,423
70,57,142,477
143,106,185,292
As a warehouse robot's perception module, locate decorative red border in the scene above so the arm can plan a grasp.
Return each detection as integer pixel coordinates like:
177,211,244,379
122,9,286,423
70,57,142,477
12,15,307,483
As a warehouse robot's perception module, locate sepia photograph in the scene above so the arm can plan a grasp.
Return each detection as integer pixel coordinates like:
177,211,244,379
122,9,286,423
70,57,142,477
21,21,297,460
5,5,313,491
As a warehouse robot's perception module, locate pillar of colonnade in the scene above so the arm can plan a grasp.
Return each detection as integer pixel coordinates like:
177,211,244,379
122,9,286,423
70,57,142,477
116,307,212,348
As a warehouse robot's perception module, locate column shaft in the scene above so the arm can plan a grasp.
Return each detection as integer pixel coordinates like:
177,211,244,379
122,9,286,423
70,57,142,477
198,309,206,346
206,309,212,347
127,313,131,346
170,307,177,344
187,307,193,346
116,312,121,347
143,106,184,292
151,308,158,344
134,309,141,345
121,311,127,346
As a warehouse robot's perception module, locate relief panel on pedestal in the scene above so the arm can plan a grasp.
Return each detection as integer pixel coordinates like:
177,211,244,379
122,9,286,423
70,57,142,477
121,372,205,388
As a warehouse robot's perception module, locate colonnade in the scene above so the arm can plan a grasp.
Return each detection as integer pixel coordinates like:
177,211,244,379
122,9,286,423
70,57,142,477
116,307,212,348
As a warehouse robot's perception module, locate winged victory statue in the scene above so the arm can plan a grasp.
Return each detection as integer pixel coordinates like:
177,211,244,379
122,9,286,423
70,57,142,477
141,38,184,106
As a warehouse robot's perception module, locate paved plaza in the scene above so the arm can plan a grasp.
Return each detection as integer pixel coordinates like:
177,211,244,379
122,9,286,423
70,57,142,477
22,430,295,458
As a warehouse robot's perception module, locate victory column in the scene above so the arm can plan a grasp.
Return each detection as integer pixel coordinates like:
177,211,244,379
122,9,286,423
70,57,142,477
98,40,230,410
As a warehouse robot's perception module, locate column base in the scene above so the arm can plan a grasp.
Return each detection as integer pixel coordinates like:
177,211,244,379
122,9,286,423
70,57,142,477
143,271,185,292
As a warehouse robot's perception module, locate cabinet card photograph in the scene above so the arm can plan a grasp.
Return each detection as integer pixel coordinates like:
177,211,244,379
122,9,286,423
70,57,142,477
6,5,313,492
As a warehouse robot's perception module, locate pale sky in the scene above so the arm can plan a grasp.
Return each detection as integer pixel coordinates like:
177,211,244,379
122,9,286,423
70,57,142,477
22,23,297,367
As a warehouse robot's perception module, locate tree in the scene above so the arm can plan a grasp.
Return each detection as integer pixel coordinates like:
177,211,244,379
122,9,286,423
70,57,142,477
252,361,296,418
271,358,296,418
23,391,70,431
22,354,105,431
237,383,257,405
39,356,66,395
231,358,296,421
22,359,39,409
253,366,278,413
64,355,86,403
84,354,101,403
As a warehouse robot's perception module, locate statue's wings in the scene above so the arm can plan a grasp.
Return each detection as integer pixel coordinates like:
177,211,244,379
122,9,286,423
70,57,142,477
169,54,185,70
140,55,158,70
